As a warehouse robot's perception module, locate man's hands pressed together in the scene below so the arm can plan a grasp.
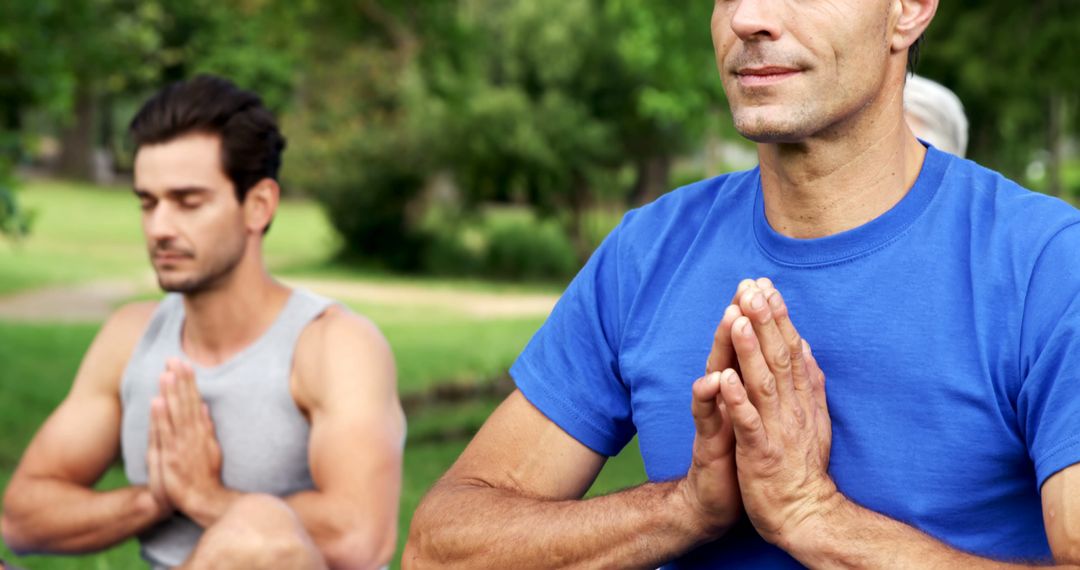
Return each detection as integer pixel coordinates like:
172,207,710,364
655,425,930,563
707,280,1080,569
149,358,237,527
681,292,746,537
706,279,837,550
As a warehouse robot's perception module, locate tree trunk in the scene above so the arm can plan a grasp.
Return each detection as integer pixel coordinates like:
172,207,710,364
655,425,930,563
57,84,100,181
567,172,593,266
1046,93,1065,198
357,0,419,63
629,154,672,206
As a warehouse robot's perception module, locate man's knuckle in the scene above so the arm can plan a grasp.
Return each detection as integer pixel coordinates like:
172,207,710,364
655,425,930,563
791,406,806,427
772,348,791,371
788,338,804,358
691,450,710,470
760,374,777,395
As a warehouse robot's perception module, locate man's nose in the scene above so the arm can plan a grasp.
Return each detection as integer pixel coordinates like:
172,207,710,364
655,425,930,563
730,0,784,42
145,203,179,241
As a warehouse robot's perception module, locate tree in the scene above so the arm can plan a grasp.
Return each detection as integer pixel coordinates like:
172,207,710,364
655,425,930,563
432,0,724,259
282,0,728,266
920,0,1080,194
38,0,166,181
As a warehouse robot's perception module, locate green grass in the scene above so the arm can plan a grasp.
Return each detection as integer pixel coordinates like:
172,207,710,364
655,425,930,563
345,300,544,394
64,294,544,397
0,321,646,569
0,178,571,299
0,179,647,568
0,179,337,296
279,259,567,296
0,322,146,568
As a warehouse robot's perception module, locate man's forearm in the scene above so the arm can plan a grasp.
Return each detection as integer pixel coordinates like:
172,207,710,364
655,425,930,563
287,490,396,569
786,494,1080,570
1,477,165,555
404,478,723,569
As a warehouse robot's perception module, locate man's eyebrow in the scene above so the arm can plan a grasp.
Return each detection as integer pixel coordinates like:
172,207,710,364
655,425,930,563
131,187,212,198
165,187,212,198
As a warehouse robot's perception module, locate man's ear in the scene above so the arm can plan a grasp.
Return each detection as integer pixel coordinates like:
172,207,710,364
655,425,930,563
891,0,938,54
243,178,280,235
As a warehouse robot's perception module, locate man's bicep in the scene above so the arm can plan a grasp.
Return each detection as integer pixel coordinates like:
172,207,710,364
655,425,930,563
1042,462,1080,564
306,381,404,501
14,392,122,485
301,310,404,505
444,390,607,501
10,303,154,485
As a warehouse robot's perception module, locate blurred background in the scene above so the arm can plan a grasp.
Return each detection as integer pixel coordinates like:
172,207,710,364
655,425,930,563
1,1,1077,567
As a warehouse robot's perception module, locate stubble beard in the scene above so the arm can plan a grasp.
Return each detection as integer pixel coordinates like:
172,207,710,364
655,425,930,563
731,97,831,145
156,242,246,295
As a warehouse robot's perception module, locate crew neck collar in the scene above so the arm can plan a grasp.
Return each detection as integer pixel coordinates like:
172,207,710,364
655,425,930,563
752,144,949,267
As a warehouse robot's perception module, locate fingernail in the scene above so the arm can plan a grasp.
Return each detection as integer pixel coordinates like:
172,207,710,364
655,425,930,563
803,340,812,355
721,369,737,384
739,318,752,335
768,291,783,310
709,371,722,385
724,304,739,320
750,292,764,310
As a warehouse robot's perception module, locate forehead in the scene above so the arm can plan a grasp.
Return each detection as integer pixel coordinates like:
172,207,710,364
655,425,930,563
133,131,231,194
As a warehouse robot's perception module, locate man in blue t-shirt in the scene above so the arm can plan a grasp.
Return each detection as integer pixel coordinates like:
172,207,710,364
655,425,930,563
405,1,1080,568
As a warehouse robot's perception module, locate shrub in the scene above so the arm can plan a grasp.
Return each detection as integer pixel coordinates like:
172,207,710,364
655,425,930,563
482,214,577,281
416,207,579,282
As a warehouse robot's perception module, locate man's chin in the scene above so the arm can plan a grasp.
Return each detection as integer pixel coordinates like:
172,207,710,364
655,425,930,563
730,108,819,144
734,121,811,144
739,131,809,145
156,274,205,294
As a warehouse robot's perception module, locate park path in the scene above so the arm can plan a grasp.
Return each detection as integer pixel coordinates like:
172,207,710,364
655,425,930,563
0,275,558,323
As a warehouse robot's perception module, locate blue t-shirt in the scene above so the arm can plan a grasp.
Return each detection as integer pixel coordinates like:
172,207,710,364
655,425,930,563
511,146,1080,567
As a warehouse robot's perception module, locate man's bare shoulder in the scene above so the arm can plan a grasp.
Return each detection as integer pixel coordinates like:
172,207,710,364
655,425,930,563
106,300,159,336
100,301,158,356
297,304,392,356
85,301,159,378
49,300,160,402
292,303,397,406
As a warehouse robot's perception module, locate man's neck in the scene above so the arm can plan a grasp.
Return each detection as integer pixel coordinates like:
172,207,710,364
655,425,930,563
179,252,291,367
756,97,928,240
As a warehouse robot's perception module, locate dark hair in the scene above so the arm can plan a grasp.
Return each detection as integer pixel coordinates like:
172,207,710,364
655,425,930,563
908,35,923,75
129,75,286,204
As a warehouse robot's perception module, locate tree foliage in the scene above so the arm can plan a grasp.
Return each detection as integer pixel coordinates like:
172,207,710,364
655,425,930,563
4,1,1078,264
921,0,1080,190
282,0,722,266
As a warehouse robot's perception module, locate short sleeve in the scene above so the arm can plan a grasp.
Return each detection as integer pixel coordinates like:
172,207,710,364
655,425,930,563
1017,222,1080,488
510,215,638,457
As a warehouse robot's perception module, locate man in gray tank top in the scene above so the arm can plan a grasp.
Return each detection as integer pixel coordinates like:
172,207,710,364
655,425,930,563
1,76,405,569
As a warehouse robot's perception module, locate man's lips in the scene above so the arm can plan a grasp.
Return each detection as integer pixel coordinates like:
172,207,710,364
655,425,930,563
153,253,191,263
735,66,802,87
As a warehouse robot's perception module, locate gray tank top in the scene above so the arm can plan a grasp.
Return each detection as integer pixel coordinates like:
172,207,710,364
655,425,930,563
120,288,333,568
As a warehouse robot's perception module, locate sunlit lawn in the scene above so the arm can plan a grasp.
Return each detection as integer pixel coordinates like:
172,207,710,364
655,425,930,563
0,179,646,569
9,166,1075,568
0,179,569,297
0,178,339,296
0,322,645,569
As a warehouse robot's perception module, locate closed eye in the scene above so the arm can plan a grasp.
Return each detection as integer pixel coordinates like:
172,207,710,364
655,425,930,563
134,191,157,211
